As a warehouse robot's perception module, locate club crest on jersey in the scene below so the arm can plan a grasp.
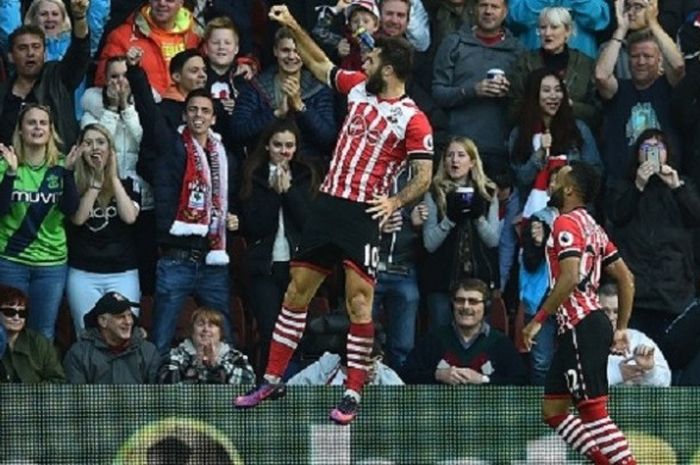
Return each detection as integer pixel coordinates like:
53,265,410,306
423,134,433,151
388,106,403,124
558,231,574,247
46,174,60,190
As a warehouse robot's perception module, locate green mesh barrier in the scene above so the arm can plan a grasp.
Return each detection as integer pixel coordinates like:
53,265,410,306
0,386,698,464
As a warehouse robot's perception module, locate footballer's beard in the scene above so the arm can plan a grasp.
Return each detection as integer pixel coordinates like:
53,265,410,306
366,71,386,95
549,187,565,209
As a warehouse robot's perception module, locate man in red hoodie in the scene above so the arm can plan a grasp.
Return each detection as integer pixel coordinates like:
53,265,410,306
95,0,200,95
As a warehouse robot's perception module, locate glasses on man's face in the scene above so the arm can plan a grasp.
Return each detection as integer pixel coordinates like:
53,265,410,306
1,306,27,319
453,297,485,306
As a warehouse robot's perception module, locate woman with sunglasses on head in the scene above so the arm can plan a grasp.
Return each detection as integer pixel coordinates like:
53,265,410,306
0,284,65,383
0,103,80,341
607,128,700,344
65,123,140,336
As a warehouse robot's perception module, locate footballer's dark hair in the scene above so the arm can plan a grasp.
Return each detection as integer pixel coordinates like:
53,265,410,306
568,161,601,204
374,36,414,82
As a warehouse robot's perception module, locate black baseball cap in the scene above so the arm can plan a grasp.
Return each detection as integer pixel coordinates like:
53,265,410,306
83,292,140,328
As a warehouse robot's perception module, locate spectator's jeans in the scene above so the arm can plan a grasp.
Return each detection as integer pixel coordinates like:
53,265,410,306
0,257,67,341
153,256,231,354
66,267,141,335
524,313,556,386
427,291,452,330
372,267,420,370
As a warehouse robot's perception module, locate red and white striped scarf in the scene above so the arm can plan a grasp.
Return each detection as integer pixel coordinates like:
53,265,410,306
170,126,229,265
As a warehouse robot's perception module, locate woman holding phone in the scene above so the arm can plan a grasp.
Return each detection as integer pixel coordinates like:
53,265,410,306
607,128,700,343
421,137,500,329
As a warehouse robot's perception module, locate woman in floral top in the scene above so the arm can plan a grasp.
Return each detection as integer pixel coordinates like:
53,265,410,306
159,307,255,385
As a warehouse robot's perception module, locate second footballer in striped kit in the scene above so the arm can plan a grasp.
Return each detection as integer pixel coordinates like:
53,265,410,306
523,162,638,465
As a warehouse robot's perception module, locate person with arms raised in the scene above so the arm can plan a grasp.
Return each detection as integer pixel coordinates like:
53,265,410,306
234,4,433,425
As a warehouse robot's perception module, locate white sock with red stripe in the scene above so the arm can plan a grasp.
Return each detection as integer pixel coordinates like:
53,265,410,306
579,398,637,465
345,321,374,395
264,305,308,381
545,413,611,465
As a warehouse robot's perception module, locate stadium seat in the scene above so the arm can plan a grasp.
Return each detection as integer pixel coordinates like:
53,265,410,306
231,296,250,350
308,296,331,319
489,295,509,335
229,235,249,299
513,302,528,353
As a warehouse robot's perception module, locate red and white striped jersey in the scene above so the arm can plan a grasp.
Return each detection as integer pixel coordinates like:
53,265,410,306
320,69,433,202
546,208,620,333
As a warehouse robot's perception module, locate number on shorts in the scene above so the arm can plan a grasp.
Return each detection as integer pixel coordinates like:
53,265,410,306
565,369,580,393
363,244,379,269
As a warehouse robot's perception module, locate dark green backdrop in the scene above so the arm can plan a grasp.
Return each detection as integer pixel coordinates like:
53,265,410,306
0,386,698,464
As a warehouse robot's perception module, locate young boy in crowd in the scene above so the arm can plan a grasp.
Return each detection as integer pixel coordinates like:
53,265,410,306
312,0,381,69
202,16,255,158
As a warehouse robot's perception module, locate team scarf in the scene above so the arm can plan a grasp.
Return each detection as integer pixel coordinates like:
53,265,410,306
522,131,567,219
170,126,229,265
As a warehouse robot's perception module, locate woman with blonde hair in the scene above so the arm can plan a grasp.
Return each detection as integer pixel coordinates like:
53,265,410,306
509,7,599,129
21,0,109,57
420,137,501,329
22,0,110,117
24,0,72,41
65,123,141,335
0,103,80,341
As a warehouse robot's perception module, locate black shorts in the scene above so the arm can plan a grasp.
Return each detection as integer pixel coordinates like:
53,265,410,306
544,310,613,403
292,193,380,283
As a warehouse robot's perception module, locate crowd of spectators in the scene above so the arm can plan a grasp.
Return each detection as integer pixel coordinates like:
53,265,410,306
2,0,700,388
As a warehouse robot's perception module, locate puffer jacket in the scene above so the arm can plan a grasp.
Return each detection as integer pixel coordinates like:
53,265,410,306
95,5,200,94
231,67,336,159
81,86,152,210
63,327,160,384
239,161,314,276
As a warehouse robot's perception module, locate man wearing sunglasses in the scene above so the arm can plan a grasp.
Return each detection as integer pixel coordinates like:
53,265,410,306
401,278,526,385
0,284,65,383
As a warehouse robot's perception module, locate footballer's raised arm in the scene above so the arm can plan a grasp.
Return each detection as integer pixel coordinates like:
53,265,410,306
269,5,336,87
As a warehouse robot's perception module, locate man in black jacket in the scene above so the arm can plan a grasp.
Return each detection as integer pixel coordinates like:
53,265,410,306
0,0,91,152
128,48,239,355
